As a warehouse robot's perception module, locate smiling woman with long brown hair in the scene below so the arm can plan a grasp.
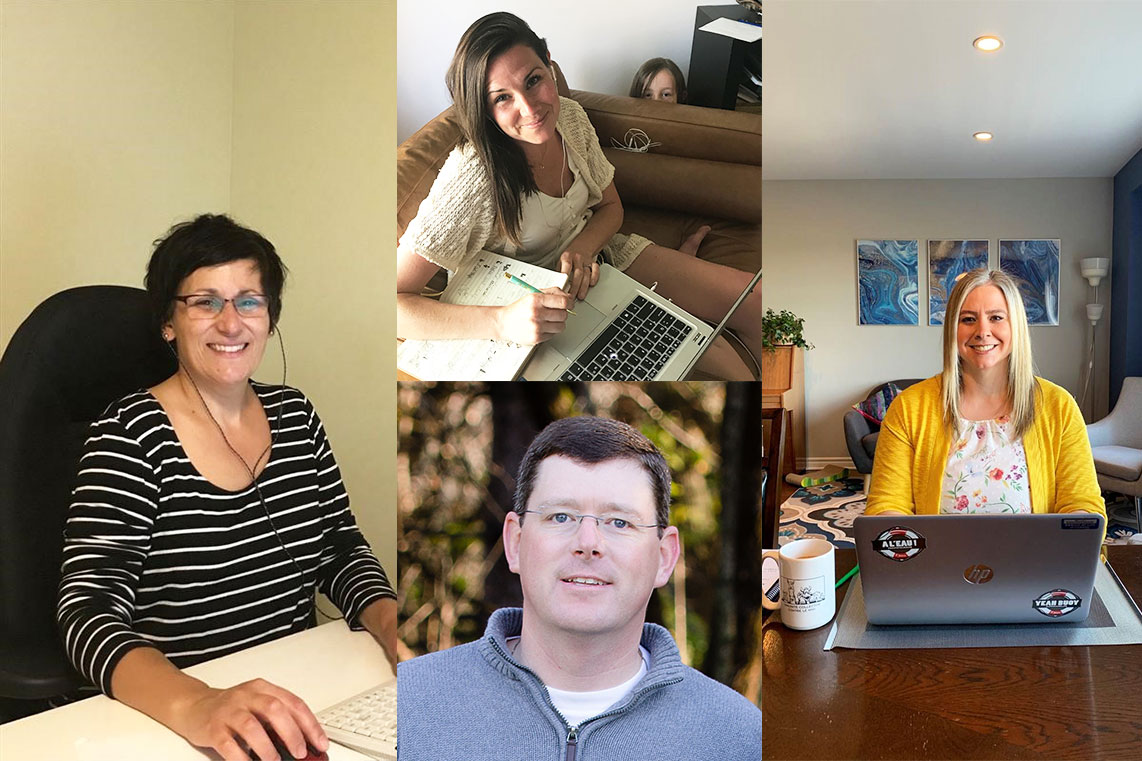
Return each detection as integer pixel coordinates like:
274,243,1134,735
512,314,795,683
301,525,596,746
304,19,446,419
396,12,761,379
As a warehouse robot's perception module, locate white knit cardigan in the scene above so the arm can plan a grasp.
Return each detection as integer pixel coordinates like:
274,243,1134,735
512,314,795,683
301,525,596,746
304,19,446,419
400,97,652,272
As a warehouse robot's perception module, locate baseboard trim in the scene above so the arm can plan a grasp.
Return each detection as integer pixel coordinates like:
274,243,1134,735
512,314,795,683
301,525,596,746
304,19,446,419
797,456,857,472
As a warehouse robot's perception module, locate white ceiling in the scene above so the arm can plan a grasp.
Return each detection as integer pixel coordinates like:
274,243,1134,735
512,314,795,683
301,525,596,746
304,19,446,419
762,0,1142,180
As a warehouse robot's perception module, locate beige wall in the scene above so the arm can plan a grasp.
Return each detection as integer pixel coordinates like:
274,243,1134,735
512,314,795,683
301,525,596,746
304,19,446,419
763,178,1114,466
0,0,234,343
1,0,395,579
230,0,396,578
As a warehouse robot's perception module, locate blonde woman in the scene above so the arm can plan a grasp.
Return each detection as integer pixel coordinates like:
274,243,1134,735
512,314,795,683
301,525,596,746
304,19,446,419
866,269,1104,521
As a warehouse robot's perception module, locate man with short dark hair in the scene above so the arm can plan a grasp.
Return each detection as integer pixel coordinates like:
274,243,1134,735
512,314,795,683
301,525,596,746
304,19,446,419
398,416,763,760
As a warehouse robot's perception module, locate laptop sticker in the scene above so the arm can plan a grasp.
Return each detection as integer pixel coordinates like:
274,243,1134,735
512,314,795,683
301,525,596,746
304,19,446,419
871,526,927,561
1061,517,1101,530
1032,589,1082,618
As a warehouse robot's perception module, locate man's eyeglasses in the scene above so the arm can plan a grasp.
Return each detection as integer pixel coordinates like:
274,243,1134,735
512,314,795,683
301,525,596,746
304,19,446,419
520,509,662,539
174,293,269,319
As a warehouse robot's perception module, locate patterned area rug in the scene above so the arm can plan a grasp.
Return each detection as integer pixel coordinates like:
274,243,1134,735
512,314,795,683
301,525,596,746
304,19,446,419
777,478,865,548
1106,498,1142,545
777,479,1140,547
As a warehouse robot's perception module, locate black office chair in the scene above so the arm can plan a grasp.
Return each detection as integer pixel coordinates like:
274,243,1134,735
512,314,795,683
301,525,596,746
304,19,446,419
0,286,175,716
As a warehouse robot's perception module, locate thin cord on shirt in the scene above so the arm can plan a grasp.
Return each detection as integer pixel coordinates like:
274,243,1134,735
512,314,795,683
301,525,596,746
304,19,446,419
169,329,344,622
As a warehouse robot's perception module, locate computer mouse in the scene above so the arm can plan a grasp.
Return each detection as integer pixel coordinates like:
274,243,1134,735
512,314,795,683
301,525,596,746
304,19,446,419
254,725,329,761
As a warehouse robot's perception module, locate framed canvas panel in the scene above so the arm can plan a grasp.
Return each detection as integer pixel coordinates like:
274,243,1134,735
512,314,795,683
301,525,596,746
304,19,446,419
999,239,1060,326
857,239,919,325
928,239,990,325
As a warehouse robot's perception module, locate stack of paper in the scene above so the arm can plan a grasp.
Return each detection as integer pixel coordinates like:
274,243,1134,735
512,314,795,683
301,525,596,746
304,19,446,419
397,251,568,380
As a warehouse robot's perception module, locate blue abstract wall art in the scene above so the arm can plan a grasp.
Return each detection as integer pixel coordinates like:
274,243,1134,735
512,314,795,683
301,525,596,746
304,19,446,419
999,239,1060,326
857,239,919,325
928,239,990,325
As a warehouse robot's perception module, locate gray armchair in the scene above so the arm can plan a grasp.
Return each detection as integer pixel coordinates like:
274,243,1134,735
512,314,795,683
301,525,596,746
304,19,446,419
1087,377,1142,530
844,379,922,489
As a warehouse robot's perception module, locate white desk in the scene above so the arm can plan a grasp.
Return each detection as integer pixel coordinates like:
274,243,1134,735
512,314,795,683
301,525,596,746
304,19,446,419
0,621,392,761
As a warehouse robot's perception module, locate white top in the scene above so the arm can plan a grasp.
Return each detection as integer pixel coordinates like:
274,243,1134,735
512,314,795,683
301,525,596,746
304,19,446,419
397,97,651,274
489,146,590,270
940,416,1032,514
544,645,650,727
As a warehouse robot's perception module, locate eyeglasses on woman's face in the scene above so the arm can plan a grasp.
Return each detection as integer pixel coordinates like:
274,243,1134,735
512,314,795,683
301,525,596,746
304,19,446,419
173,293,269,319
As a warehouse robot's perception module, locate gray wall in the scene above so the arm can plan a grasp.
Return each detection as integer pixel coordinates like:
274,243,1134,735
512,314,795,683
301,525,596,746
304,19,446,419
763,178,1114,466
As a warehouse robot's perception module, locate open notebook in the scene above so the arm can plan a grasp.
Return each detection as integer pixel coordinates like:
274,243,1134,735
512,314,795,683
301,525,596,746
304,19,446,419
397,251,568,380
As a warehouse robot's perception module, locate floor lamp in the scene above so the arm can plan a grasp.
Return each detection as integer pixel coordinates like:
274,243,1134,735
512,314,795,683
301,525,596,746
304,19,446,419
1080,257,1109,420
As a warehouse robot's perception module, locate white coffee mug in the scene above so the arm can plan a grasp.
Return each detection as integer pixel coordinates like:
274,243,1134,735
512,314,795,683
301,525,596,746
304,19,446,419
761,538,836,630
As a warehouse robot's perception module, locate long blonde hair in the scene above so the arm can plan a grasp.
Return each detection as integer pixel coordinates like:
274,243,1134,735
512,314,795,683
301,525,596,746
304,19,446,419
940,269,1037,437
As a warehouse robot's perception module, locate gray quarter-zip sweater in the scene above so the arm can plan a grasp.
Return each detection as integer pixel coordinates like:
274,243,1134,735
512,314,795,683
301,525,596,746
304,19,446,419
396,608,762,761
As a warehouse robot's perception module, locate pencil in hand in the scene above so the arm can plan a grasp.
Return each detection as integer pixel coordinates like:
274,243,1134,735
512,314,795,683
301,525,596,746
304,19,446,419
504,272,576,315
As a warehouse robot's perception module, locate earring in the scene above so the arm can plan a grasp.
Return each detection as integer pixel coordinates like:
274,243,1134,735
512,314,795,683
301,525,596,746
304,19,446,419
162,329,174,342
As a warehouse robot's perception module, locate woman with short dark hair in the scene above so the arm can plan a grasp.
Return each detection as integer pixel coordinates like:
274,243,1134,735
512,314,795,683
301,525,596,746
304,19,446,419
396,12,761,379
58,214,396,761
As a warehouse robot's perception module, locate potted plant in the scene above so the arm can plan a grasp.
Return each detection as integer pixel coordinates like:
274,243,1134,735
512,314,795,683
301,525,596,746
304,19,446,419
761,308,813,393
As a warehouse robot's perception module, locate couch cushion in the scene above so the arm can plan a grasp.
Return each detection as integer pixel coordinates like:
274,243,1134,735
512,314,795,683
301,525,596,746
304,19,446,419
605,149,761,225
572,90,761,166
620,207,759,273
1092,445,1142,482
397,109,463,241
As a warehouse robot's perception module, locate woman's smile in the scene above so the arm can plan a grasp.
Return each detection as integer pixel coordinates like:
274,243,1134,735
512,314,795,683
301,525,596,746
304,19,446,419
486,43,560,146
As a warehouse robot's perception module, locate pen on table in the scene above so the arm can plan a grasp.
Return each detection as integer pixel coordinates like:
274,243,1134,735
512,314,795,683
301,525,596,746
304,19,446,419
836,564,860,589
504,272,576,315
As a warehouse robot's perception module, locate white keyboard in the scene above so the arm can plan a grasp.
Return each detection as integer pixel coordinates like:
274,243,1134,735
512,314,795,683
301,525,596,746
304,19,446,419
318,681,397,760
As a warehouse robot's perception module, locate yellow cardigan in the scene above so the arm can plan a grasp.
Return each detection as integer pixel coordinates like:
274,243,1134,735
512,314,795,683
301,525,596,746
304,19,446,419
866,376,1106,521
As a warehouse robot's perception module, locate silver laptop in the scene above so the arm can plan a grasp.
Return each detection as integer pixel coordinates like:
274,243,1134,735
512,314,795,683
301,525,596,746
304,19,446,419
853,513,1105,625
522,263,761,381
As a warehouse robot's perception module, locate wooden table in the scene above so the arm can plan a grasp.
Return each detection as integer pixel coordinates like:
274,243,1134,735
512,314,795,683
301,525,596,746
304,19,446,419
762,546,1142,760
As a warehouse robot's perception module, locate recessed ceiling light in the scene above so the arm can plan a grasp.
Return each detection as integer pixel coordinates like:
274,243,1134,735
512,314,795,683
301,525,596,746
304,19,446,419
973,131,994,141
973,35,1003,52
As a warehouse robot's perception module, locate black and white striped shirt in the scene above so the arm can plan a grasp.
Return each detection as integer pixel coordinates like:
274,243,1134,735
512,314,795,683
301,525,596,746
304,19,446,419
57,383,394,696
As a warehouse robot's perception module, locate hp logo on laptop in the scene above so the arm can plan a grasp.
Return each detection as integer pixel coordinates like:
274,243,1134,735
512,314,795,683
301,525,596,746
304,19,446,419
963,564,994,584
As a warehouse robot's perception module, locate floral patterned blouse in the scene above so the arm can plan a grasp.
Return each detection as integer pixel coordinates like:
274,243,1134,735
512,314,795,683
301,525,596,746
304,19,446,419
940,416,1032,514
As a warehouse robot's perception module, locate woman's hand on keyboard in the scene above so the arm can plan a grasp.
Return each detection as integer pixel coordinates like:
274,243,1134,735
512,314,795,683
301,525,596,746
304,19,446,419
559,249,600,302
496,289,573,345
176,678,328,761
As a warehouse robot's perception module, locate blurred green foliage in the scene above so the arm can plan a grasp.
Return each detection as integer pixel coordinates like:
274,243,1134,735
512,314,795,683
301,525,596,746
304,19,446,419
397,382,730,668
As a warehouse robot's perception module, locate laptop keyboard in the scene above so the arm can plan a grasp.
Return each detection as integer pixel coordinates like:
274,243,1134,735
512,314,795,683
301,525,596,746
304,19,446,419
559,295,693,380
318,681,397,760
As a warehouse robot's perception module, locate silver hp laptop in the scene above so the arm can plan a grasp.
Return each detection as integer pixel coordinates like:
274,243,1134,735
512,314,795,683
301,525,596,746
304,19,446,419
522,263,761,381
853,513,1105,625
